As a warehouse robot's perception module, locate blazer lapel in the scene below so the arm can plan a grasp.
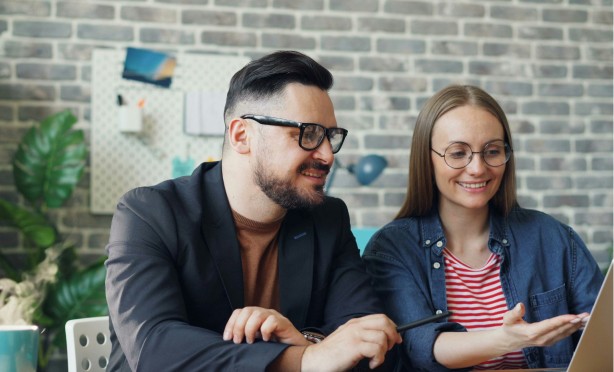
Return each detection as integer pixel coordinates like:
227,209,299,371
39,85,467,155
278,210,314,329
200,162,244,310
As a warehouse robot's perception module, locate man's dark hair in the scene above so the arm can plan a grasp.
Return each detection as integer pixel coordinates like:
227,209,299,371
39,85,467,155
224,50,333,120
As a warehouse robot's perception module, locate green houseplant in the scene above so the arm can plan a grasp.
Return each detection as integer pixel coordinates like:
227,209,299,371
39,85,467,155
0,110,108,368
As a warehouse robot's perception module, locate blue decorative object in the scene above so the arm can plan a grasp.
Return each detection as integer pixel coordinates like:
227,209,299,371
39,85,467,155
325,154,387,193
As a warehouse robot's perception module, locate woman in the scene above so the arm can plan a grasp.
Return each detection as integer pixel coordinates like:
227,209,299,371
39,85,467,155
362,85,604,371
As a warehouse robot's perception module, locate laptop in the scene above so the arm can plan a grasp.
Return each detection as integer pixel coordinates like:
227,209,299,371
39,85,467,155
567,260,613,372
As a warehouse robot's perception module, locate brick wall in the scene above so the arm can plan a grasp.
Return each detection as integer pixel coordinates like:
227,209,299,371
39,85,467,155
1,1,612,263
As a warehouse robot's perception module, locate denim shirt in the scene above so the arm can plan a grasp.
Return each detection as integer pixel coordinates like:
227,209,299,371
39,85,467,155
362,207,604,372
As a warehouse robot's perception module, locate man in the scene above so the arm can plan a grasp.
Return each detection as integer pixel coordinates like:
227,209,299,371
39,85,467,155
105,50,401,371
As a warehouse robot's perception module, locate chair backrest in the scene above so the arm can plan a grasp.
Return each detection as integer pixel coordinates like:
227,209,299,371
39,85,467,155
65,316,111,372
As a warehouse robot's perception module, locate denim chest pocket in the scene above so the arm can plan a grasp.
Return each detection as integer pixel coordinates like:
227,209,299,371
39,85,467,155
529,284,569,321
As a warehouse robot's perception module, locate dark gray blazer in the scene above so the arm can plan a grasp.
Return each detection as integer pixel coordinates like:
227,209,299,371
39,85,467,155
105,161,384,371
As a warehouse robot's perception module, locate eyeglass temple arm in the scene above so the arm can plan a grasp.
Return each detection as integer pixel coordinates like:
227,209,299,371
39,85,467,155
251,115,301,128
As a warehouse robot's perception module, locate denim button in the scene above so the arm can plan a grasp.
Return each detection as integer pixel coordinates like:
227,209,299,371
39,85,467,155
435,309,443,314
436,241,443,248
433,262,441,269
502,239,508,244
425,239,431,245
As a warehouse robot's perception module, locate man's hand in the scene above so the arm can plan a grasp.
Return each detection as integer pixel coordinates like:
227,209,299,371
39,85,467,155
301,314,402,371
223,307,308,346
501,303,589,350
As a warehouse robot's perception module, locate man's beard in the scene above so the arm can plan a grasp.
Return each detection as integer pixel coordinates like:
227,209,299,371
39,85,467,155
254,159,329,210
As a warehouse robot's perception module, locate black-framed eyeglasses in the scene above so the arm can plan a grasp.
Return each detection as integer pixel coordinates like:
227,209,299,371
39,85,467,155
431,140,512,169
241,114,348,154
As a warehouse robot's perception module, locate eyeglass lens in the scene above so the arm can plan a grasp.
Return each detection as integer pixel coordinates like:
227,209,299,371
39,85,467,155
302,124,345,153
444,141,510,168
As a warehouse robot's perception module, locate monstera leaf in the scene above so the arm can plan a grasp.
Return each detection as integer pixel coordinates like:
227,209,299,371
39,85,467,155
12,110,87,209
0,198,56,248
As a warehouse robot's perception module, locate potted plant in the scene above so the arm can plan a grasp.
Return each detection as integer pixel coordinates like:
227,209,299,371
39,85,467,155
0,110,107,369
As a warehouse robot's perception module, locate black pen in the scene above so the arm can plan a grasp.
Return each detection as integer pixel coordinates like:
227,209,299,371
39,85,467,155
396,311,452,332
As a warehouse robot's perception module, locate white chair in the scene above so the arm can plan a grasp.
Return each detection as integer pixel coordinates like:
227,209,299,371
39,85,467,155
65,316,112,372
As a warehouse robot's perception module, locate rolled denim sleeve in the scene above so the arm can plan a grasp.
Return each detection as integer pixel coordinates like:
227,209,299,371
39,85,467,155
362,223,467,372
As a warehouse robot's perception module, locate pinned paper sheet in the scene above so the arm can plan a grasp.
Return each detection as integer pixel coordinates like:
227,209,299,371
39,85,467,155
185,91,226,136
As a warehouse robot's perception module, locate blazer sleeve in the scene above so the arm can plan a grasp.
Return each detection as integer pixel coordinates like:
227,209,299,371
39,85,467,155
105,187,289,371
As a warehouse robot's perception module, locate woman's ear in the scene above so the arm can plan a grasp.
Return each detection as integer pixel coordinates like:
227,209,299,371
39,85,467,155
227,117,250,154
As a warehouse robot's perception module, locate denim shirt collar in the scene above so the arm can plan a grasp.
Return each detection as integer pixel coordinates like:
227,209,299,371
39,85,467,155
420,205,511,256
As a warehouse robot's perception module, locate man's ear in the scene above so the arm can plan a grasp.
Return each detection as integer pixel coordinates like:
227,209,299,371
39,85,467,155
227,117,250,154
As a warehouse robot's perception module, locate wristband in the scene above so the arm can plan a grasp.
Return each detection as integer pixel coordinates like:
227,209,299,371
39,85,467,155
301,331,324,344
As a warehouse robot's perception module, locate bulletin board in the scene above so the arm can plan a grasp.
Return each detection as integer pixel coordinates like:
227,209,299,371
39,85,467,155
90,49,249,214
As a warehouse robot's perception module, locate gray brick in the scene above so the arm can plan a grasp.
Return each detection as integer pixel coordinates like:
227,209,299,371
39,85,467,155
273,0,323,10
538,83,583,97
17,105,79,122
0,232,18,248
330,0,378,12
576,139,613,153
77,24,133,41
330,192,379,207
0,105,13,121
60,85,90,102
156,0,209,4
242,13,295,29
543,9,588,23
0,63,9,79
527,176,572,190
517,195,539,209
384,192,406,207
379,115,416,132
331,95,355,110
432,41,478,56
201,31,257,47
588,84,613,98
141,28,195,44
575,102,613,116
262,33,316,49
358,17,405,33
183,10,237,25
537,45,580,60
592,9,613,24
318,55,354,72
0,84,55,101
592,156,613,171
570,28,613,42
485,81,533,96
465,23,513,38
593,230,614,244
365,134,411,149
301,15,351,31
469,61,526,77
531,64,567,78
509,119,536,134
574,176,613,190
524,138,571,152
548,212,570,225
62,212,113,229
411,20,457,35
587,46,613,62
359,56,407,72
378,77,426,92
570,0,613,5
416,59,462,74
58,43,110,61
0,20,6,34
522,101,569,115
81,65,91,81
483,43,530,58
88,232,111,249
539,119,585,134
573,65,613,79
432,78,481,92
0,1,50,16
519,26,563,40
377,39,426,54
214,0,266,6
384,1,433,15
321,36,371,52
122,6,177,23
543,195,589,208
0,126,28,142
590,119,613,133
3,40,52,59
57,2,114,19
14,21,72,38
519,0,562,3
333,76,373,91
437,3,485,17
16,63,77,80
360,96,410,111
491,6,538,21
540,157,587,171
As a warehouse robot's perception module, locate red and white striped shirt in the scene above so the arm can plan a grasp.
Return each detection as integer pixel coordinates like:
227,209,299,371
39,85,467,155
443,248,527,370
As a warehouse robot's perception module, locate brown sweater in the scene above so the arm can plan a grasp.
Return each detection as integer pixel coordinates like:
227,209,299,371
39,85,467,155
232,210,307,371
